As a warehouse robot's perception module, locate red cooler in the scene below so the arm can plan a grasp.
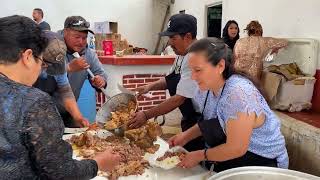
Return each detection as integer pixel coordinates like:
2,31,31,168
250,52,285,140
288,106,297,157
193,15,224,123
102,40,113,55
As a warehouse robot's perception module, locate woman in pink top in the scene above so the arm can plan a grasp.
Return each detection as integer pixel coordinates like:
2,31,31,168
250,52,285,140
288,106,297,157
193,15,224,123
234,21,288,81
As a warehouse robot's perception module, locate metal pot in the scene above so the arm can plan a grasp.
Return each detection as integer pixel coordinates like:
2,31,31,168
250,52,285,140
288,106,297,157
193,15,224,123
96,92,137,126
208,166,319,180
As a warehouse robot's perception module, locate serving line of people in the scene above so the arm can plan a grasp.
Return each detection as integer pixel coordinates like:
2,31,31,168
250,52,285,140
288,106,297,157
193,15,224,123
129,14,289,172
0,12,289,179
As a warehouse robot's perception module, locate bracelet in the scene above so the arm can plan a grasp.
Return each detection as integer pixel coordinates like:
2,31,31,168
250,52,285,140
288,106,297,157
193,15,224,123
142,111,149,120
204,148,208,161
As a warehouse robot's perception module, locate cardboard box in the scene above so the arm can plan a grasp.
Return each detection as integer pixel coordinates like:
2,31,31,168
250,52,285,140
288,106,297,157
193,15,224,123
95,33,122,50
94,34,107,50
112,41,121,51
119,40,129,50
261,71,282,102
109,22,118,34
273,77,315,112
106,33,121,42
124,47,134,55
262,71,316,112
94,21,118,34
263,38,319,112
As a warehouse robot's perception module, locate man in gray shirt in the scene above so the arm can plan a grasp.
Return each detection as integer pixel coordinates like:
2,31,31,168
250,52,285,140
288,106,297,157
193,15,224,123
32,8,50,31
34,31,90,127
56,16,108,127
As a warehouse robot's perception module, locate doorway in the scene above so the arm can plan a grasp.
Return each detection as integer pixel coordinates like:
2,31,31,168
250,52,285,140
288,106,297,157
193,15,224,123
207,4,222,38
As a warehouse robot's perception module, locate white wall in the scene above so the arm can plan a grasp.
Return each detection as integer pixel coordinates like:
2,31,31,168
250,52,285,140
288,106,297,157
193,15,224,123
1,0,161,53
3,0,320,63
171,0,320,68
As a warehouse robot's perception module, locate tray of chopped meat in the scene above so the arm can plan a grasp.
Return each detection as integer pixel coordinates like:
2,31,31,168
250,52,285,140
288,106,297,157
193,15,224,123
63,121,208,180
63,129,208,180
63,122,161,180
63,95,209,180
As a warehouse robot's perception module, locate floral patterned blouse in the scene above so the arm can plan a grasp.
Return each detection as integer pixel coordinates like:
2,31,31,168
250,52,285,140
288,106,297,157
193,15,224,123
234,36,287,81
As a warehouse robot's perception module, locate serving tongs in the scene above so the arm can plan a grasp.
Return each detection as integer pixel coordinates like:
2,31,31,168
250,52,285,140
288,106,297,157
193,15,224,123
108,124,127,137
117,83,153,98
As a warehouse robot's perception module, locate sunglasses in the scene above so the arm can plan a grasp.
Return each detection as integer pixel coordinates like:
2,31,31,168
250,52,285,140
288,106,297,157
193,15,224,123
68,20,90,28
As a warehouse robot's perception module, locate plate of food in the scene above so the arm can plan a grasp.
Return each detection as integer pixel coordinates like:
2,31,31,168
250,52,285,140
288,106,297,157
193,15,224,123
151,146,187,170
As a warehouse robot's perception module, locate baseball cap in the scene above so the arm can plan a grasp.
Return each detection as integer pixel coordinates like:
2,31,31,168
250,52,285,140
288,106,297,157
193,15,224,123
42,31,67,75
159,14,197,37
64,16,94,34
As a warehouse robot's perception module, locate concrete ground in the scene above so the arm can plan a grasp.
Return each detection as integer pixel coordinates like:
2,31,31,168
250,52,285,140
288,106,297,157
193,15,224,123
158,108,182,140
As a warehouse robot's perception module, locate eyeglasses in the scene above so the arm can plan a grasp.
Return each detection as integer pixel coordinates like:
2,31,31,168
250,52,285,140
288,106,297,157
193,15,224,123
69,20,90,28
33,55,48,68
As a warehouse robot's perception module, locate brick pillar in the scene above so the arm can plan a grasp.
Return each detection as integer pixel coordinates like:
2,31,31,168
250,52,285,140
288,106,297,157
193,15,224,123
122,74,167,111
95,74,167,111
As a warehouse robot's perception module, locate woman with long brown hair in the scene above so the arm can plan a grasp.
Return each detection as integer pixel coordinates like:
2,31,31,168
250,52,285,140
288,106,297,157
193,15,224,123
222,20,240,50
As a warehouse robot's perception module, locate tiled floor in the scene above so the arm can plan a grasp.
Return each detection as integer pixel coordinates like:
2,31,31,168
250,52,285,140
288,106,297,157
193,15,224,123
282,110,320,128
160,109,182,140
